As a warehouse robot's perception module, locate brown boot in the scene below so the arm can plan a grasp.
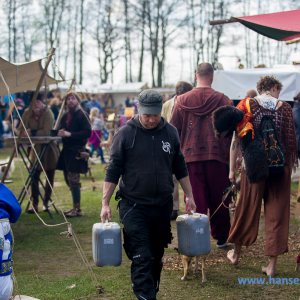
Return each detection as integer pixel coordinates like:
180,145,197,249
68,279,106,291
63,208,73,214
75,202,83,216
65,203,83,217
65,208,78,217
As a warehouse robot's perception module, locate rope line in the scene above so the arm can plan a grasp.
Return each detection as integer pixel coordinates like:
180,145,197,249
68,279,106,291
209,183,237,220
0,69,103,295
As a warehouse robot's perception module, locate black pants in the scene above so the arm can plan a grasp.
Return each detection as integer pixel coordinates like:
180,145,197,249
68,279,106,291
119,198,173,300
31,170,55,205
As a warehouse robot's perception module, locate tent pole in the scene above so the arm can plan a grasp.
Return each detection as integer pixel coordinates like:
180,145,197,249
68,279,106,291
286,38,300,45
209,18,239,26
53,75,75,130
1,47,56,184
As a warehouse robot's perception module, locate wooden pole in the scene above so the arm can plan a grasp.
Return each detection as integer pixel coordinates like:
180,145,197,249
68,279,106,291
1,47,56,184
286,38,300,45
53,75,75,130
209,17,239,26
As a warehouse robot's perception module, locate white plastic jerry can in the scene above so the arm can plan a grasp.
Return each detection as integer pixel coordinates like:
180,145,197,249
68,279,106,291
92,220,122,267
176,212,211,257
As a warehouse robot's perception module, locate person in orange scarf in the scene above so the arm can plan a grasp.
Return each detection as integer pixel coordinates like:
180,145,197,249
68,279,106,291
226,76,297,277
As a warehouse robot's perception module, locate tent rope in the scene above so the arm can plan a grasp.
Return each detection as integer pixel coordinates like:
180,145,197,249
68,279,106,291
0,70,103,294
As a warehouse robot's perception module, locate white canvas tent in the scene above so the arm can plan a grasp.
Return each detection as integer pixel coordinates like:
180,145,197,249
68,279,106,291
212,65,300,101
0,57,59,96
52,82,149,108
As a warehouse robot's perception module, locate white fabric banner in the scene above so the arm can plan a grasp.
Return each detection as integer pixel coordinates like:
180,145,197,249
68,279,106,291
212,66,300,101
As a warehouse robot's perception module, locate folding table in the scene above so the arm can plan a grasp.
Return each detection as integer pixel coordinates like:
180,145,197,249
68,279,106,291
4,136,61,218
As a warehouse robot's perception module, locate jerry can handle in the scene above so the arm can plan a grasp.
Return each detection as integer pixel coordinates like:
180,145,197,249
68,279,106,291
105,219,111,228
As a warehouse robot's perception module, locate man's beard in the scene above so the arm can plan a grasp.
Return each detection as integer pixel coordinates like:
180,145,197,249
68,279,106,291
68,104,78,115
33,108,42,115
139,115,160,129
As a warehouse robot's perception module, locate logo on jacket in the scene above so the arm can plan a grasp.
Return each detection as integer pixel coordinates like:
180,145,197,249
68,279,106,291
162,141,171,154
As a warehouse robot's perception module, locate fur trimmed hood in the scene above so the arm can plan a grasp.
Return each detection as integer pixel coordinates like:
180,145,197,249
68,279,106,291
212,104,269,184
212,105,244,138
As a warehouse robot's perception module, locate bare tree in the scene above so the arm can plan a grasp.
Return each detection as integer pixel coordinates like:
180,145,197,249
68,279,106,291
12,0,17,62
138,0,147,82
187,0,231,69
79,0,85,84
123,0,133,82
73,4,79,80
20,3,40,62
64,3,72,77
131,0,149,82
146,0,188,87
42,0,65,51
3,0,13,61
90,0,123,84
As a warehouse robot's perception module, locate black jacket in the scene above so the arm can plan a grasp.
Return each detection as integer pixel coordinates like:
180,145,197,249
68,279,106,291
60,109,91,148
56,109,92,174
105,116,188,205
293,103,300,158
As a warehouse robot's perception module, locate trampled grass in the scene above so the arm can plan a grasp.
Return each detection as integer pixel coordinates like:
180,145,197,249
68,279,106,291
1,146,300,300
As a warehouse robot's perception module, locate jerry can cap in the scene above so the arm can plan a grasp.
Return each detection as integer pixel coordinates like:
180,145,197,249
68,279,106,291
104,219,111,229
190,211,200,219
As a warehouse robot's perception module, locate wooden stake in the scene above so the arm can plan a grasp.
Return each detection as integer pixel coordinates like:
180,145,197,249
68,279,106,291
1,47,56,184
53,75,75,130
209,17,239,26
286,38,300,45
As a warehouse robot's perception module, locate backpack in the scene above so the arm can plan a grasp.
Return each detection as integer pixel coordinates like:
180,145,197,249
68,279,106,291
253,98,285,173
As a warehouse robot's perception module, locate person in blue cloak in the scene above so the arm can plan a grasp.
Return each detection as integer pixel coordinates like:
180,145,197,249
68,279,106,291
0,183,22,300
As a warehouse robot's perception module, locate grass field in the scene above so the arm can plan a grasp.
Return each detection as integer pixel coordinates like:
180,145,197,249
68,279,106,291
2,146,300,300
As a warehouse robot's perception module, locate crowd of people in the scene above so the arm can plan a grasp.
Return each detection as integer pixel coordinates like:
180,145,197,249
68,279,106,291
1,62,300,300
0,90,109,216
100,62,299,300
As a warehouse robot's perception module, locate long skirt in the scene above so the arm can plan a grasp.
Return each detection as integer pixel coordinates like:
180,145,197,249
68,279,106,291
227,164,292,256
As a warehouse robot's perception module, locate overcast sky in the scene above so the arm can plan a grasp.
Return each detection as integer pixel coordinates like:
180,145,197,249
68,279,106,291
0,0,299,88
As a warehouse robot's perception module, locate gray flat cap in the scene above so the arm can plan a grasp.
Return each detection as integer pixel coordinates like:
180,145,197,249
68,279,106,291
138,89,163,114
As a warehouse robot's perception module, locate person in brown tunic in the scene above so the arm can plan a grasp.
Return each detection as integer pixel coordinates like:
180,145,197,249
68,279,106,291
18,93,60,213
227,76,298,276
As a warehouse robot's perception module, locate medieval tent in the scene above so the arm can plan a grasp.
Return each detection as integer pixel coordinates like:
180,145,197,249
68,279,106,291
0,56,59,96
212,65,300,101
210,9,300,41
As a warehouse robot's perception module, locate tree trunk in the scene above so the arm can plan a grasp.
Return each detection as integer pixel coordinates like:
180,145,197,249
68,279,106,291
96,0,103,84
129,32,132,82
13,0,16,62
8,0,12,61
73,4,78,79
138,0,147,82
157,59,163,87
64,4,71,78
124,0,129,82
214,1,224,62
79,0,84,84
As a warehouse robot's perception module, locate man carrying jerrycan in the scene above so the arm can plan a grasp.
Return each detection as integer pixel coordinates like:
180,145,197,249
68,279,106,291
100,89,196,300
